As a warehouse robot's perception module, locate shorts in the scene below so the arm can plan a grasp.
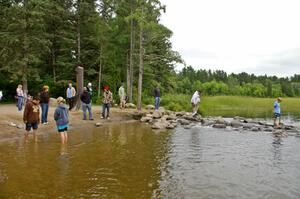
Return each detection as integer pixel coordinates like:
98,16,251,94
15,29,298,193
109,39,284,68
274,113,281,118
26,122,38,131
57,124,69,133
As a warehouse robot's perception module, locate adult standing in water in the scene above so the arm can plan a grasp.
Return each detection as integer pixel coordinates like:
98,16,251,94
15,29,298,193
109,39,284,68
80,87,93,120
16,84,24,111
118,83,125,109
153,85,161,110
54,97,69,144
66,82,76,111
191,90,201,117
274,97,282,128
101,85,113,119
40,85,50,125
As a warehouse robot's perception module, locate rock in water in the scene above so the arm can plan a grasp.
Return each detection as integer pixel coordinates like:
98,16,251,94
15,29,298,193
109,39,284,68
230,120,243,128
140,116,153,123
152,111,162,119
212,124,226,129
95,123,102,127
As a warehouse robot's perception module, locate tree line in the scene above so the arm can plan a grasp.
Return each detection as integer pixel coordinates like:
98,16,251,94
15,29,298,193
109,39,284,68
1,0,299,106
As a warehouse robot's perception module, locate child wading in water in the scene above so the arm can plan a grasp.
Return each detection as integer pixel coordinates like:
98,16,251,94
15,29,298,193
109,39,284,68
274,97,282,128
23,95,40,142
54,97,69,144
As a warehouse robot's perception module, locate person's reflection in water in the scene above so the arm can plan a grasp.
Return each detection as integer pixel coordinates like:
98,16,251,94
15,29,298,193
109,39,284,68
60,143,68,156
272,137,282,168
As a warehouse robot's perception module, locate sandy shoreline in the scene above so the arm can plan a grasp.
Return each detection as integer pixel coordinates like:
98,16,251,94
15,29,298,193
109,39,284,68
0,104,139,143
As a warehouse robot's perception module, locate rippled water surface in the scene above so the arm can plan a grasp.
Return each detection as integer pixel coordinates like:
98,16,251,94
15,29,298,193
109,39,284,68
0,121,300,199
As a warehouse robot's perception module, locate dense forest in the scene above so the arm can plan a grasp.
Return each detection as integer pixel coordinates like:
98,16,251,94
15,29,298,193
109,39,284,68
0,0,299,105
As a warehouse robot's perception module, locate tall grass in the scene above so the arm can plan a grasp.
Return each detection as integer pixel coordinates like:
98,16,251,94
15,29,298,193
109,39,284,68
143,95,300,118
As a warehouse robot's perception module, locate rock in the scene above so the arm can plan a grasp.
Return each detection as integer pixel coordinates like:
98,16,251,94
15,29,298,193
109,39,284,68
166,114,177,121
9,122,17,127
166,124,175,129
251,127,260,132
145,105,155,110
158,107,166,115
230,120,243,128
151,120,169,129
212,124,226,128
215,117,226,125
182,115,199,121
49,98,57,107
243,123,255,130
184,125,192,129
95,123,102,127
201,119,215,126
152,111,162,119
17,124,23,129
165,110,173,115
284,125,296,130
177,119,190,125
140,116,153,123
114,104,118,107
264,127,274,132
146,114,153,117
175,112,185,117
132,111,145,120
125,103,136,109
234,116,246,121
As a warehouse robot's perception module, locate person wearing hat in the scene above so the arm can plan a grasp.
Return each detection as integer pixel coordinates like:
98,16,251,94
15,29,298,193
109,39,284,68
274,97,282,128
101,85,113,119
40,85,50,125
54,97,69,144
80,87,93,120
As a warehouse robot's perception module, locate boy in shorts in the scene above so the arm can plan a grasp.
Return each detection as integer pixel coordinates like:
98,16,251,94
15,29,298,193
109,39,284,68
274,97,282,128
23,95,40,142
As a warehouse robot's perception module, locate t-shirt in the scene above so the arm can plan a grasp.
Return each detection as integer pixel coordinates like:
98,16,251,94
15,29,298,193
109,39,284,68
274,101,280,114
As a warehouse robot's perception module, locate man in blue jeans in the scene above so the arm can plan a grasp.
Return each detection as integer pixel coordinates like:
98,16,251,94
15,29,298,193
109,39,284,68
153,86,161,110
80,87,93,120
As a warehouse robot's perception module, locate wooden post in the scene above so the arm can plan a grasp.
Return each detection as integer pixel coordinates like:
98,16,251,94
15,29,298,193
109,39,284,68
75,66,84,110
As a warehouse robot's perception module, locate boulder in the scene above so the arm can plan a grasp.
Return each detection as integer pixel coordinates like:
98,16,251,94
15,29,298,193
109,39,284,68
140,116,153,123
167,114,177,121
263,127,274,132
165,110,174,115
175,112,185,117
230,120,243,128
132,111,145,120
95,123,102,127
251,127,260,132
166,123,176,129
151,120,169,129
125,103,136,109
243,123,255,130
212,124,226,129
182,115,198,121
177,119,190,125
201,119,215,126
215,117,226,125
145,105,155,110
152,111,162,119
158,107,166,115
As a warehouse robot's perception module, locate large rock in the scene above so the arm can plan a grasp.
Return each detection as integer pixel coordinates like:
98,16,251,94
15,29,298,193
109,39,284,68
166,123,176,129
243,123,255,130
201,119,215,126
125,103,136,109
230,120,243,128
151,120,169,129
212,124,226,129
175,112,185,117
215,117,226,125
145,105,155,110
158,107,166,115
132,111,145,120
152,111,162,119
140,116,153,123
177,119,190,125
166,114,177,121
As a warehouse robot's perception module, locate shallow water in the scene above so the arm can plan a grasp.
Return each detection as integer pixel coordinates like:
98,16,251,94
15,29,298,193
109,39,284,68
0,121,300,199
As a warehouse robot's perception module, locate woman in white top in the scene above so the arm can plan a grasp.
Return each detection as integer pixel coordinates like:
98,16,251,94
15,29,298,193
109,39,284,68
16,84,24,111
191,90,201,117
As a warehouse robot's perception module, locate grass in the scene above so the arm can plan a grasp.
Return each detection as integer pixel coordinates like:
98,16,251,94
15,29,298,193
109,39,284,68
143,95,300,118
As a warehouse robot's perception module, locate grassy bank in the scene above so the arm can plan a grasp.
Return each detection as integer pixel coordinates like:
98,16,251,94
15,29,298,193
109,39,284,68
143,95,300,118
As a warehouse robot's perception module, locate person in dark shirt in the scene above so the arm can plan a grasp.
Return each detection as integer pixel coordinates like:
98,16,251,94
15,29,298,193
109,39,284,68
40,85,50,125
153,86,161,110
23,95,40,142
80,87,93,120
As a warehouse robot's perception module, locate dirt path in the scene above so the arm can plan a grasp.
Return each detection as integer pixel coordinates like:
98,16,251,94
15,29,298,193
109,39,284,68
0,104,140,143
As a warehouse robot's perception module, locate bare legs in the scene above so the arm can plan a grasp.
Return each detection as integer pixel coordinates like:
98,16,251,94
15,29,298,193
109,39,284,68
24,130,38,142
60,131,68,144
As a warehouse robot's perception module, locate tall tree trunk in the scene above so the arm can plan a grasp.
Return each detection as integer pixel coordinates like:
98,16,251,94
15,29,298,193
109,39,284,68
22,0,28,98
77,0,81,63
52,46,56,82
128,11,135,103
98,46,102,98
126,52,130,98
137,6,144,111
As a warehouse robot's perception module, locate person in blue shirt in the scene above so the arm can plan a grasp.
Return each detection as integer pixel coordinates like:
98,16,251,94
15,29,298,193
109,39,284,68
273,97,282,128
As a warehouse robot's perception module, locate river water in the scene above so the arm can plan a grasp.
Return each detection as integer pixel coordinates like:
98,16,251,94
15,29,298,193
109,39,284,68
0,120,300,199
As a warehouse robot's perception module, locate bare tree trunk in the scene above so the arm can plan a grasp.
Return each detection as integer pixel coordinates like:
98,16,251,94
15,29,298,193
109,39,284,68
52,47,56,82
98,46,102,98
77,0,81,63
137,6,144,111
129,11,135,103
22,0,28,99
126,52,130,98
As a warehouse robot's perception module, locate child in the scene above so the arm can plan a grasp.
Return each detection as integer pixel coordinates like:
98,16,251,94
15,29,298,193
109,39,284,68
23,95,40,142
274,97,282,128
54,97,69,144
191,90,201,117
101,85,113,119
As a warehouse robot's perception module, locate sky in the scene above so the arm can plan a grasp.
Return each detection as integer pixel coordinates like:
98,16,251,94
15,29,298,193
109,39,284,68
159,0,300,77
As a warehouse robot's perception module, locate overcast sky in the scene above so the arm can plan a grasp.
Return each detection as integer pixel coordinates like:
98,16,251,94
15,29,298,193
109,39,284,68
160,0,300,77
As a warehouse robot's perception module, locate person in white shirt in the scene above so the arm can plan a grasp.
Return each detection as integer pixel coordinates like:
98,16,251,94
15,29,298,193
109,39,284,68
191,90,201,117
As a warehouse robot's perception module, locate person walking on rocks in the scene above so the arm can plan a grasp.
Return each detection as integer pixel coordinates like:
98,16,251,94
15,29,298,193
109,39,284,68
101,85,113,119
66,83,76,111
118,83,125,109
23,95,40,142
54,97,69,144
80,87,93,120
40,85,50,125
274,97,282,128
153,85,161,110
191,90,201,117
16,84,24,111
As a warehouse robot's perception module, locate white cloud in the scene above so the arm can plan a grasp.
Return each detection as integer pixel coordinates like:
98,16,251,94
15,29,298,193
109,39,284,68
160,0,300,76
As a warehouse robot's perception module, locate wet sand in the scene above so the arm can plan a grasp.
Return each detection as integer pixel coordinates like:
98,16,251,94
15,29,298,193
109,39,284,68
0,104,138,143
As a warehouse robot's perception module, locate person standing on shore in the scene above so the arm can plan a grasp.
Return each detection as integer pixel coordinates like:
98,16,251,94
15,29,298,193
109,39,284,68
101,85,113,119
80,87,93,120
16,84,24,111
23,95,40,142
274,97,282,128
153,85,161,110
66,83,76,111
87,82,93,101
40,85,50,125
0,90,3,102
54,97,69,144
191,90,201,117
118,83,125,109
